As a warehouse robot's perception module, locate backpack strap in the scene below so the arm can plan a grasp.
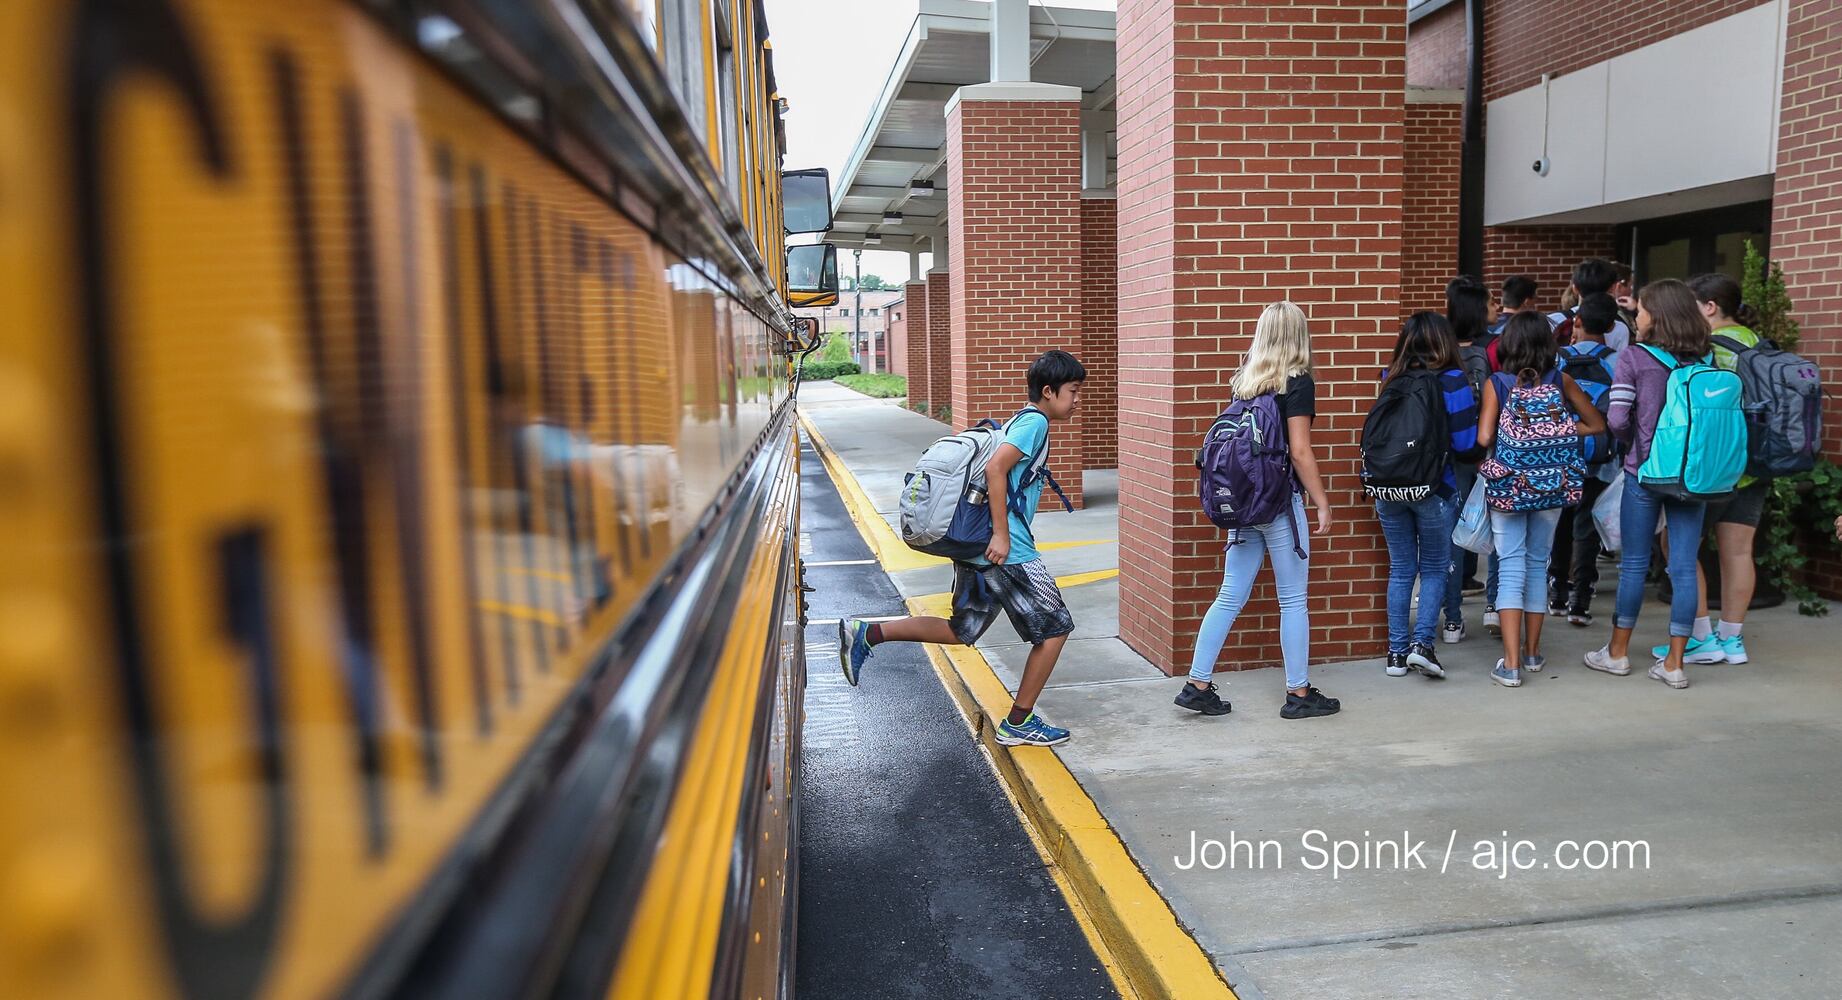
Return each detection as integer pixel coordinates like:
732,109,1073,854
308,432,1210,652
1639,343,1684,371
1005,406,1075,514
1711,334,1754,357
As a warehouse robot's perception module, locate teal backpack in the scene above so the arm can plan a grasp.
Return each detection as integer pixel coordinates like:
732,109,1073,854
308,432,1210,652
1635,345,1748,501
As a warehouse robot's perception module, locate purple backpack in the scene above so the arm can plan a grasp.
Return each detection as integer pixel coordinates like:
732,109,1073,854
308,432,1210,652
1197,393,1295,532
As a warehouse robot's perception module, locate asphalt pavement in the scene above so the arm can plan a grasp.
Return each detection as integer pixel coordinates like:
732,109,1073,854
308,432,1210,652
793,427,1118,1000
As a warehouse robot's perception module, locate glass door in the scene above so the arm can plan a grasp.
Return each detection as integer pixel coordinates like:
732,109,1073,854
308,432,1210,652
1627,201,1771,285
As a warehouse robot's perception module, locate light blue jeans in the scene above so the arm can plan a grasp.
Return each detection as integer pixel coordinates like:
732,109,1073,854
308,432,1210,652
1616,480,1706,637
1489,508,1562,614
1188,494,1311,689
1376,494,1454,652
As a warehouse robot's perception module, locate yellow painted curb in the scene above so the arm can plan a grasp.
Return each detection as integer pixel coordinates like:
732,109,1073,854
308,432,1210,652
802,409,1235,1000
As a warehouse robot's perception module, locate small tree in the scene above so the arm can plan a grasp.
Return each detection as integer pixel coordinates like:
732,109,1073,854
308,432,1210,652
1741,240,1800,348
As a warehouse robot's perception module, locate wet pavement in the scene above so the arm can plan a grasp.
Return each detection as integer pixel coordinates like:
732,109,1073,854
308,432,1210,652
793,423,1118,1000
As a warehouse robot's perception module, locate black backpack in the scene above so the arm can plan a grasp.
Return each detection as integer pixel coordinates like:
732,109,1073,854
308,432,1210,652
1458,336,1494,401
1361,368,1450,502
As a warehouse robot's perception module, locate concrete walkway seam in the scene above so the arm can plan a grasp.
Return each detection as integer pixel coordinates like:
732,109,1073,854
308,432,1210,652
800,412,1236,1000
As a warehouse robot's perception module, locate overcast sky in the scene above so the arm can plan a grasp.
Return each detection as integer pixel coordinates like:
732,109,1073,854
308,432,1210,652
763,0,1116,282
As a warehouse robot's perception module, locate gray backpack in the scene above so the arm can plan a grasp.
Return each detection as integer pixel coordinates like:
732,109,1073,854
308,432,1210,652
899,407,1069,560
1712,334,1824,478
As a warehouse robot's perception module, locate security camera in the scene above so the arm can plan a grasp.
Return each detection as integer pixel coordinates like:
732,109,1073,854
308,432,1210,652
1532,157,1552,177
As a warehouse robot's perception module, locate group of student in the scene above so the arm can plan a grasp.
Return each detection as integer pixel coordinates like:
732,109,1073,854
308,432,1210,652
831,259,1817,748
1354,262,1773,697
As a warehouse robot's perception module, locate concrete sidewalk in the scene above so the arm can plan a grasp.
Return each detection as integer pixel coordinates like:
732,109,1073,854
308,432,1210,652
802,384,1842,1000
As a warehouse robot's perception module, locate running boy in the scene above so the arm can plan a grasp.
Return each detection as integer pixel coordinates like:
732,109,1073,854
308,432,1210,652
838,350,1085,747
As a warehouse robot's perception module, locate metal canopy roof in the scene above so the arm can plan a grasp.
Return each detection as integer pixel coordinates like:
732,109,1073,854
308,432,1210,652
828,0,1116,254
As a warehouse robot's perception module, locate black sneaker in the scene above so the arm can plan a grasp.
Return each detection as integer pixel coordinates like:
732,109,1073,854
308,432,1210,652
1281,687,1341,719
1407,643,1447,679
1461,577,1486,597
1385,652,1409,677
1548,587,1570,618
1567,607,1594,627
1175,682,1232,716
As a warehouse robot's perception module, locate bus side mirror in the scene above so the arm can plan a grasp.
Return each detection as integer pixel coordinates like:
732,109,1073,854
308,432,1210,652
790,317,821,353
782,167,833,235
787,243,838,308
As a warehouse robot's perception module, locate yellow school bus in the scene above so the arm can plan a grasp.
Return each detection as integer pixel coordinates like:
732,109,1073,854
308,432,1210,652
0,0,837,996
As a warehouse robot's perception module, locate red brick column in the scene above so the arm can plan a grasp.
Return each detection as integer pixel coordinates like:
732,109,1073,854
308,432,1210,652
903,280,930,408
1082,194,1119,469
1115,0,1405,674
1774,0,1842,598
925,269,951,420
947,86,1086,509
1402,93,1462,322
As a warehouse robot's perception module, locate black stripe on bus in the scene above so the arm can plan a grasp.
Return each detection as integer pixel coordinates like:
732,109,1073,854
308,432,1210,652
392,118,445,789
436,144,494,737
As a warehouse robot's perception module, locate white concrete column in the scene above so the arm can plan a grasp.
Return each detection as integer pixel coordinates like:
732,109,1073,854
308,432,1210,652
909,251,921,282
930,234,949,272
1081,108,1113,191
990,0,1031,83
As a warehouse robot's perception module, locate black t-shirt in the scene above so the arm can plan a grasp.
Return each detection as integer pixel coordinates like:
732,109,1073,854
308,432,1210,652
1276,372,1317,424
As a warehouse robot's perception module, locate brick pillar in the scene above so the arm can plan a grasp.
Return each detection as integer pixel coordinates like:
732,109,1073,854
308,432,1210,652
925,269,951,420
1402,91,1463,322
1115,0,1405,674
1774,0,1842,598
903,279,930,409
1082,194,1119,469
947,85,1086,508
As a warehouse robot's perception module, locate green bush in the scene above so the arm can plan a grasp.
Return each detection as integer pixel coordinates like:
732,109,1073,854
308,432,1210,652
818,334,852,365
801,360,861,381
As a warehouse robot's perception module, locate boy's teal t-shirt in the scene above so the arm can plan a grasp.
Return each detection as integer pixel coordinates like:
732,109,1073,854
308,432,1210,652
994,409,1050,565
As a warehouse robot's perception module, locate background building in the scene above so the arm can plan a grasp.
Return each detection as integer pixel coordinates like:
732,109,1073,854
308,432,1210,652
793,289,905,371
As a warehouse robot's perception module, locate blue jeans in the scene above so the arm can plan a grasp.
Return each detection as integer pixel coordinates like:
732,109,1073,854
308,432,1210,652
1188,494,1311,690
1376,495,1453,652
1616,480,1706,637
1490,508,1562,613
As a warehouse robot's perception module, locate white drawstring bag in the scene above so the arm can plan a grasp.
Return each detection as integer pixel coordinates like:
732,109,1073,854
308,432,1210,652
1452,476,1493,555
1592,470,1624,552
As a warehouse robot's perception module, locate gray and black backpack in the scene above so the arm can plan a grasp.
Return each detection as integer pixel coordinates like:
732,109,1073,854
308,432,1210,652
1712,334,1824,478
899,407,1071,560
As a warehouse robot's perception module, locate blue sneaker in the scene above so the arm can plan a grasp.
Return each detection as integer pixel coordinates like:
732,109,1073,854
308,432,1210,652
837,619,873,686
1492,659,1522,688
1719,634,1749,664
994,713,1070,747
1523,653,1546,673
1650,634,1726,664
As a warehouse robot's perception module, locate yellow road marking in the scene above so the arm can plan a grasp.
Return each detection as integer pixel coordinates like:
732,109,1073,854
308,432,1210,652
803,409,1236,1000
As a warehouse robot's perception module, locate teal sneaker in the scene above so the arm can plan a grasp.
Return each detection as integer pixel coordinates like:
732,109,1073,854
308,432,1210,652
1719,634,1749,664
994,713,1070,747
837,619,874,686
1651,634,1726,664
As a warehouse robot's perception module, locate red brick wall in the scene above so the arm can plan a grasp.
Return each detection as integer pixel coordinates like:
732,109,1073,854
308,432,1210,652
902,280,928,400
1407,2,1466,89
925,269,951,419
1115,0,1404,674
1774,0,1842,598
1403,97,1463,322
1082,195,1120,469
1484,225,1618,313
947,95,1085,508
1484,0,1769,101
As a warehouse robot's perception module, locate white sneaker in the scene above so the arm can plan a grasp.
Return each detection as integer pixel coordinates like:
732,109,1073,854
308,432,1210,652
1649,661,1689,689
1584,646,1631,676
1442,621,1466,644
1484,609,1501,635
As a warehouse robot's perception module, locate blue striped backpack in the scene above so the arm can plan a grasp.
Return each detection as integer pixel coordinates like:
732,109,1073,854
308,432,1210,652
1478,370,1584,512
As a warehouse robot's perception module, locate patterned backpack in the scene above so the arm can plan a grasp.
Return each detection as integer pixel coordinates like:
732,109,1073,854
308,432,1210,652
1478,370,1584,512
